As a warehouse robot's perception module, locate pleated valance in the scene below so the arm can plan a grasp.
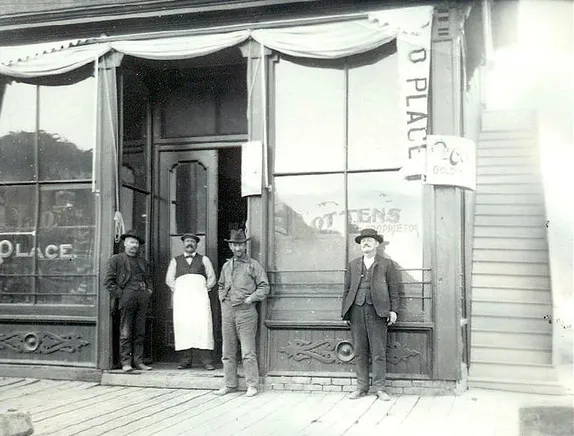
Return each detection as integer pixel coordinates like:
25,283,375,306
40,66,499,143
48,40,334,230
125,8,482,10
0,6,433,78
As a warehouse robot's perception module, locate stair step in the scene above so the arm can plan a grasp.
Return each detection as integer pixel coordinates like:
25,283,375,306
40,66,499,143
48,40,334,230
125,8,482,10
471,329,552,349
472,261,550,276
101,369,245,390
468,377,566,395
475,204,546,217
471,344,552,365
472,287,551,304
475,193,545,206
481,110,536,132
472,274,550,290
472,315,552,333
473,248,548,263
471,300,552,318
469,361,558,381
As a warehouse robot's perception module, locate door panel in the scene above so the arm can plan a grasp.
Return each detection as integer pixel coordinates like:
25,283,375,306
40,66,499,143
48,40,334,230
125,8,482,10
154,149,218,362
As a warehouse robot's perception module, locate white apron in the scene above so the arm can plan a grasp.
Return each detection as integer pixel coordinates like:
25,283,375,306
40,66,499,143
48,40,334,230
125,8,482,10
172,274,214,351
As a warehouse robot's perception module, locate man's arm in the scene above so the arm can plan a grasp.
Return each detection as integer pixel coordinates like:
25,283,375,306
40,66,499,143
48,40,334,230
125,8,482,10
104,255,121,299
386,259,400,315
245,260,269,303
341,264,351,318
165,258,177,292
203,256,216,290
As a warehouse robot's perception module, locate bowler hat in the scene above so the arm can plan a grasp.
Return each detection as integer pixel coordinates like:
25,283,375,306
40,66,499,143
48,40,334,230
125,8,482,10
354,228,387,245
181,233,200,243
120,230,145,245
224,229,250,243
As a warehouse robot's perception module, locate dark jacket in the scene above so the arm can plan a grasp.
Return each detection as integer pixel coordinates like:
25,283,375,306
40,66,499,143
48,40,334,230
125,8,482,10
104,252,152,300
341,254,400,321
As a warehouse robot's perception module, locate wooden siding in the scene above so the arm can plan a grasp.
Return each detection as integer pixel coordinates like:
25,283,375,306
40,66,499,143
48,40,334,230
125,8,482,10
469,110,558,394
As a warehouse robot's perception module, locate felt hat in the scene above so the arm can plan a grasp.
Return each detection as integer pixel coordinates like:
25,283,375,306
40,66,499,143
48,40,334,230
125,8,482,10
120,229,145,245
224,229,250,243
354,228,387,245
181,233,200,243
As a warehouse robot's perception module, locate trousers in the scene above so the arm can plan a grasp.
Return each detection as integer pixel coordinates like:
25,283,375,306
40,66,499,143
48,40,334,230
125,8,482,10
221,301,259,388
119,289,150,366
350,303,388,392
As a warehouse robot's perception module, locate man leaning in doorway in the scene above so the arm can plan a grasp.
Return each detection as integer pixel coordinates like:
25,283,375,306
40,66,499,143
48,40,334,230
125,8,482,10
104,230,153,373
165,233,217,370
342,228,399,400
214,229,269,397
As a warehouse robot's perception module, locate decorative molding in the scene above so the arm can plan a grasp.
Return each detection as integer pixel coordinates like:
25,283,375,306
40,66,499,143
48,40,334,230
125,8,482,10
432,5,452,40
280,340,337,363
387,341,420,365
0,331,89,354
280,339,421,366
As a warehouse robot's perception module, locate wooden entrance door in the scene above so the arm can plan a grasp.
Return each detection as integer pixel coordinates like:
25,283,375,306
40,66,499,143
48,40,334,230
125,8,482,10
154,149,218,362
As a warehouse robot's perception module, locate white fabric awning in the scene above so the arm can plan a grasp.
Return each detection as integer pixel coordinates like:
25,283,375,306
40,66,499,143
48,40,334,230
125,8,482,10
0,6,433,78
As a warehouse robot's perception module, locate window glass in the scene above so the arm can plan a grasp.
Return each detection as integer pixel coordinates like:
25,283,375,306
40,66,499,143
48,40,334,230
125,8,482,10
347,172,423,269
37,276,95,305
121,187,148,242
38,185,96,276
0,276,33,304
273,174,346,275
218,74,247,135
38,78,95,180
0,82,37,182
162,84,217,138
122,73,148,141
121,148,147,190
347,45,403,170
172,161,207,235
274,58,345,173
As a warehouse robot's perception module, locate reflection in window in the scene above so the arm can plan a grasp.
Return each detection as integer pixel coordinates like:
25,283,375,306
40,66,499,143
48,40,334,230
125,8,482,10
273,174,346,277
172,161,207,235
0,74,96,306
0,82,37,182
347,172,422,269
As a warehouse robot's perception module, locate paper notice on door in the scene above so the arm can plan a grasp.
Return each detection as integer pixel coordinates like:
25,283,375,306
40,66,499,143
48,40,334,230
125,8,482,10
241,140,263,197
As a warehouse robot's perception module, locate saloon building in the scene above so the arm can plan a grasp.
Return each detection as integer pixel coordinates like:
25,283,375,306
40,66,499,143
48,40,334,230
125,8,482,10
0,0,568,395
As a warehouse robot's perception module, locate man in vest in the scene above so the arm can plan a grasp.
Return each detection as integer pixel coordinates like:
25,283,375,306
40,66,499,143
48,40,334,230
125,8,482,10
104,230,153,373
214,229,269,397
165,233,217,370
341,228,400,400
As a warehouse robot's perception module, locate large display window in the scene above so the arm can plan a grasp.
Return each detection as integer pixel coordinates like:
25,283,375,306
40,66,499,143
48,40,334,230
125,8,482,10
0,76,97,305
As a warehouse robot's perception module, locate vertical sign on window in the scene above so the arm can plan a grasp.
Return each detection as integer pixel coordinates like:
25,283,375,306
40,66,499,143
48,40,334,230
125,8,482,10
396,6,434,179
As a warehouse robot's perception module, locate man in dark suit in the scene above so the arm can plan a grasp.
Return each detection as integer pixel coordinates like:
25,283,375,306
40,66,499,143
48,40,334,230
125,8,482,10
104,230,153,372
342,228,399,400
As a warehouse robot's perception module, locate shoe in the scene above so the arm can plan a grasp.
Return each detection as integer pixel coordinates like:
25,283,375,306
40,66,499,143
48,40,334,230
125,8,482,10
348,390,367,400
214,386,237,396
245,387,258,397
134,363,152,371
204,363,215,371
122,365,134,373
178,362,193,370
376,390,391,401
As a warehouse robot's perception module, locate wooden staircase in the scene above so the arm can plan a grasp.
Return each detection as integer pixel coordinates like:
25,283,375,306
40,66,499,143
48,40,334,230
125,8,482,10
468,110,563,395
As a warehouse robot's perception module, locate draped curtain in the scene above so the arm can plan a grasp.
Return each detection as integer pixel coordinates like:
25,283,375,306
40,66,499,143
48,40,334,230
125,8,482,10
0,6,433,78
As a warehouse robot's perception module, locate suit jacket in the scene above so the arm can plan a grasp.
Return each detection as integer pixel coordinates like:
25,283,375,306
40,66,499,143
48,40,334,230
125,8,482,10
104,252,152,300
341,254,400,321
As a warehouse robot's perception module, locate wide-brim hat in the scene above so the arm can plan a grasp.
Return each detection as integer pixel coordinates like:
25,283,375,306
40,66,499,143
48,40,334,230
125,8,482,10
120,230,145,245
354,228,388,245
224,229,251,243
181,233,200,243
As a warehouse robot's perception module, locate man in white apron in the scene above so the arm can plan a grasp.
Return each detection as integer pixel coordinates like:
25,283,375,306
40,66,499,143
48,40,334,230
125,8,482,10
165,234,216,370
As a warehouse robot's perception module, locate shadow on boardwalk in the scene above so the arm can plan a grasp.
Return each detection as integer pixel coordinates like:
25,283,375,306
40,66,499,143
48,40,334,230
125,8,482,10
0,377,572,436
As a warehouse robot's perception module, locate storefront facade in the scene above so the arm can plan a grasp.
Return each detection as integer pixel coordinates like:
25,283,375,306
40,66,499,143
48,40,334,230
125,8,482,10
0,1,486,391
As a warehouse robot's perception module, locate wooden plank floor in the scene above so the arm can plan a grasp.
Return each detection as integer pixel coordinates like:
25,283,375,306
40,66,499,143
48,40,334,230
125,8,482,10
0,377,571,436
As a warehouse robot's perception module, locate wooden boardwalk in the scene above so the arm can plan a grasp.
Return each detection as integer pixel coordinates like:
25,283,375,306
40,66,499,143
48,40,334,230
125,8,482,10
0,377,571,436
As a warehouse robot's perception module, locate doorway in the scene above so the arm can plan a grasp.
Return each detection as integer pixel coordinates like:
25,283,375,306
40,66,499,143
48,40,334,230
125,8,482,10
127,58,249,365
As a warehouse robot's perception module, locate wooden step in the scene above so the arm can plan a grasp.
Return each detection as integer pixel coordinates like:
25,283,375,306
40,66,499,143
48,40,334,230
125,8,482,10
477,147,537,158
471,300,551,319
475,173,541,184
471,329,552,349
475,183,543,195
471,344,552,365
472,261,550,276
481,110,535,132
469,361,557,382
472,314,552,333
472,274,550,290
474,204,546,216
468,377,566,395
477,165,538,175
473,248,548,263
475,193,545,206
472,287,551,304
476,156,539,167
